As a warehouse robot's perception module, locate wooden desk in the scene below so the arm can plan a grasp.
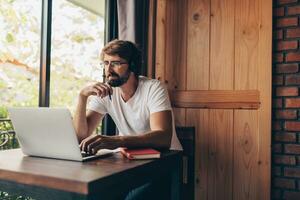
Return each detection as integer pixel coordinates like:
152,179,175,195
0,149,182,200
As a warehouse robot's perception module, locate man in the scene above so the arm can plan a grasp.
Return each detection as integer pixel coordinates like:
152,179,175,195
74,39,182,154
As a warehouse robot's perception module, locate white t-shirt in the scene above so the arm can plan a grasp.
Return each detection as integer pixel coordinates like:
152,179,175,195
87,76,182,150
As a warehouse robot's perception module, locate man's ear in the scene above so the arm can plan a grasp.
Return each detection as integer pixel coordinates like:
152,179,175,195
128,60,134,73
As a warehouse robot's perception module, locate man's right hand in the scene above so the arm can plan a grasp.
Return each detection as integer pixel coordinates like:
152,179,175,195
79,82,113,98
79,134,122,154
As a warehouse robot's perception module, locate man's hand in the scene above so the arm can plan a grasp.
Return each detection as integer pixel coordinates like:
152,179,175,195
80,82,112,99
79,134,122,154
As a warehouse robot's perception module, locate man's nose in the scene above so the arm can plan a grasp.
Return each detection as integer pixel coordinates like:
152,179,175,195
105,70,113,78
105,64,114,72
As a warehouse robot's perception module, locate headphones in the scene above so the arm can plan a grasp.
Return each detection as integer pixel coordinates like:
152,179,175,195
128,46,141,76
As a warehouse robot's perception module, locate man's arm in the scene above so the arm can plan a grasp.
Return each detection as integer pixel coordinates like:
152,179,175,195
73,82,112,142
73,96,104,142
80,110,173,153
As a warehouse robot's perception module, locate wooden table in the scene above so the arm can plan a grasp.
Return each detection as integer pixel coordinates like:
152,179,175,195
0,149,182,200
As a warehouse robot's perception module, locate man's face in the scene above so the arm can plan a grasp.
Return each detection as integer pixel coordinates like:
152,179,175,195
103,54,130,87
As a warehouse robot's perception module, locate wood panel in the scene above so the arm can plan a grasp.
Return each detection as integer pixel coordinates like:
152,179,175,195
233,110,259,200
235,0,260,90
173,108,186,127
174,0,187,90
161,0,188,91
155,0,166,81
257,0,272,199
154,0,272,199
208,110,233,200
210,0,235,90
165,0,178,89
186,109,209,200
170,90,260,109
187,0,210,90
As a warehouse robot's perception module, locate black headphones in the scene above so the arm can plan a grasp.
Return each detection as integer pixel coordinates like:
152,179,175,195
128,46,141,76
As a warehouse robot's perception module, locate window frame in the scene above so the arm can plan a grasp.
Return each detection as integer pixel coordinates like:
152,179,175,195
39,0,52,107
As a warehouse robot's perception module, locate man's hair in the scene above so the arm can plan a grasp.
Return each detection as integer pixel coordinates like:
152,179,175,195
100,39,142,76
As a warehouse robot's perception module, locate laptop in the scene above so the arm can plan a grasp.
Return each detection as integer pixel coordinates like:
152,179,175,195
8,107,119,161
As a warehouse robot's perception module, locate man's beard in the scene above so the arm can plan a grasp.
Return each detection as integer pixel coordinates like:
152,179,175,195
106,71,130,87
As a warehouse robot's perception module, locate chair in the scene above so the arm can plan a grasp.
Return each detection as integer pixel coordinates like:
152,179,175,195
176,126,195,200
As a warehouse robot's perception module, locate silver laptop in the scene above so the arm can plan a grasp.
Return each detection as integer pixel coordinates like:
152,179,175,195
8,107,118,161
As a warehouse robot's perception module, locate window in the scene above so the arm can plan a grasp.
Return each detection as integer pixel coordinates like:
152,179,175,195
0,0,106,118
0,0,41,149
0,0,106,150
50,0,105,113
0,0,42,118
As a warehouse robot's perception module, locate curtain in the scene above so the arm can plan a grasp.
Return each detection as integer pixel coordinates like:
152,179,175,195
102,0,118,136
117,0,149,76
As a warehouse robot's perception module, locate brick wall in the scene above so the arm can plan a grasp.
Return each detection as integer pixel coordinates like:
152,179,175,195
273,0,300,199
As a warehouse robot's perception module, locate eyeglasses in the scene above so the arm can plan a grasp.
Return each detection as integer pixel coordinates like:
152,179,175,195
100,61,128,69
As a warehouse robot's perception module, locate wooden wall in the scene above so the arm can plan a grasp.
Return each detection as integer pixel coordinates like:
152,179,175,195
154,0,272,199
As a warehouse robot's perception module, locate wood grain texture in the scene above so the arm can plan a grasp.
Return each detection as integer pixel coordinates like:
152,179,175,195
208,109,233,200
155,0,166,81
174,0,187,90
233,110,259,200
170,90,260,109
155,0,272,199
187,0,210,90
186,109,209,200
235,0,260,90
165,0,178,89
173,108,186,126
210,0,234,90
172,102,259,109
155,0,187,90
256,0,272,199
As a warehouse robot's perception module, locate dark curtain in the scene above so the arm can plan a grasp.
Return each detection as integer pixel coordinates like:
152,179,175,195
117,0,149,76
101,0,118,136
